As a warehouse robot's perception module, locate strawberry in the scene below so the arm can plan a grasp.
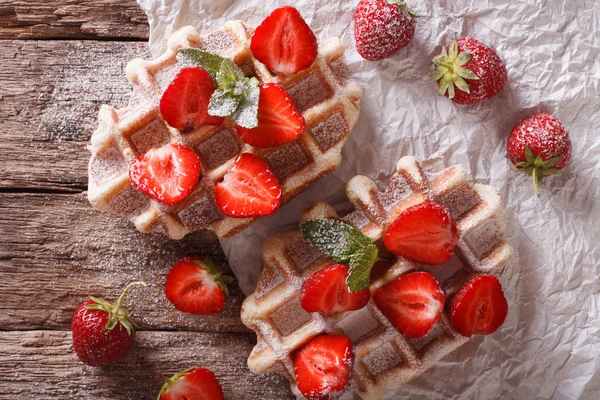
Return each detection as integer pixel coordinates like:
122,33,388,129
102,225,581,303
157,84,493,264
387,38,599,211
507,113,572,197
215,153,282,217
158,367,224,400
160,66,224,130
235,83,306,148
374,272,445,338
430,37,507,105
250,6,318,75
354,0,416,61
450,274,508,338
294,334,353,400
164,257,234,315
71,282,147,367
384,201,459,265
301,264,371,316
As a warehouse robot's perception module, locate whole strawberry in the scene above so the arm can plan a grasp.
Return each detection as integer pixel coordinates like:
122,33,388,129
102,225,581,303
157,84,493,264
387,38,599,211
354,0,416,61
72,281,147,366
430,38,507,104
507,113,572,196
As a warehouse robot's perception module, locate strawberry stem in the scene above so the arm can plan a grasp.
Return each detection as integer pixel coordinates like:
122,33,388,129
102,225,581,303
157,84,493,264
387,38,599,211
115,281,148,311
532,166,540,197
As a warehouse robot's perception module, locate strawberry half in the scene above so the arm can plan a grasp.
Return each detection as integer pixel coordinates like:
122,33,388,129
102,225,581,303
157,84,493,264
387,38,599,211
250,6,318,75
450,274,508,338
158,367,224,400
301,264,371,316
384,201,459,265
129,143,201,206
235,83,306,148
160,66,224,130
374,271,445,338
294,334,353,400
215,153,281,217
164,257,234,315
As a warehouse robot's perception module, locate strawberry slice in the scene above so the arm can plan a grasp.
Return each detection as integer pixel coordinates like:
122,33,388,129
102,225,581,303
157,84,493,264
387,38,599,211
294,334,353,400
160,66,224,130
301,264,370,316
215,153,281,217
129,143,201,206
250,6,318,75
235,83,306,148
450,274,508,338
374,271,445,338
164,257,234,315
158,367,224,400
384,201,459,265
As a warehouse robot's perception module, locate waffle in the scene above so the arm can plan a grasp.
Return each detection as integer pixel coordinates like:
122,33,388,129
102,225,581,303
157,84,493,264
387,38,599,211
87,21,362,239
241,156,514,400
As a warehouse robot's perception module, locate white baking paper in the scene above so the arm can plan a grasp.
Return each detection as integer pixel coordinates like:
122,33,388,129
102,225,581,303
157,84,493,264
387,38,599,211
137,0,600,398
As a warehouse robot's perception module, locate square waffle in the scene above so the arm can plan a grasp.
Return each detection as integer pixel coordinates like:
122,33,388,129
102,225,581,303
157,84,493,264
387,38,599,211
88,21,362,239
241,156,514,399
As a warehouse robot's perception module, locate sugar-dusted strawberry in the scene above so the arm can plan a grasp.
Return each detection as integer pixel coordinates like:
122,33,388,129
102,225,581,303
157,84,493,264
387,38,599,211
450,274,508,338
72,282,147,367
294,334,353,400
158,367,224,400
215,153,281,217
301,264,371,316
235,83,306,148
165,257,234,315
354,0,416,61
384,201,459,265
129,143,201,206
160,66,224,130
507,113,572,197
430,37,507,104
250,6,318,75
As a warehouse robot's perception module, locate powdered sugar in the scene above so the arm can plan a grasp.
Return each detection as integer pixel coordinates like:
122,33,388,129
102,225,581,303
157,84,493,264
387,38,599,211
287,72,332,111
265,142,309,180
311,111,349,151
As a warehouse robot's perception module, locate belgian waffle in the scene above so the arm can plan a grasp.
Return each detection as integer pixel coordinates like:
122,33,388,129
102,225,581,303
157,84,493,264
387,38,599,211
87,21,362,239
241,156,514,399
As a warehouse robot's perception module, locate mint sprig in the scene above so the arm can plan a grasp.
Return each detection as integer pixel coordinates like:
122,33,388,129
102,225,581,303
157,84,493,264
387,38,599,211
300,219,378,292
177,49,260,129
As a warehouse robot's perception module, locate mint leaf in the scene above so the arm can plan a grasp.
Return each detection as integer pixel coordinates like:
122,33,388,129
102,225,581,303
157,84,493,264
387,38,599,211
347,243,378,292
209,88,242,117
177,49,223,80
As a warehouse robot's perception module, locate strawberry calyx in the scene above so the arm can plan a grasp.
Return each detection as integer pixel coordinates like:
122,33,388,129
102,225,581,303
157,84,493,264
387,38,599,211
157,368,193,400
514,146,564,197
192,258,236,298
387,0,419,18
429,39,480,99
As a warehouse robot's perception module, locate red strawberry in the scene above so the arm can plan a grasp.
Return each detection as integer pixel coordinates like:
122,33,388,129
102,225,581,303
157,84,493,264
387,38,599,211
450,274,508,338
160,66,224,130
507,113,572,197
158,368,224,400
384,201,459,265
250,6,318,75
430,37,507,104
129,143,201,206
374,272,445,338
235,83,306,148
215,153,281,217
354,0,416,61
164,257,234,315
294,335,353,400
301,264,371,316
71,282,147,367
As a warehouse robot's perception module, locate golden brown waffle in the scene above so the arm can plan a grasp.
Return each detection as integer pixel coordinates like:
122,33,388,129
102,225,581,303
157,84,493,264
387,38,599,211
87,21,362,239
241,156,514,399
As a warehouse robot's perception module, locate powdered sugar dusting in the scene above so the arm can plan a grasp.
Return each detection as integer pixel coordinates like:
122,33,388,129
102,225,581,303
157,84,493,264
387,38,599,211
178,196,223,230
286,238,323,272
311,112,348,151
265,142,309,180
90,147,126,185
108,186,150,218
196,128,241,169
336,307,380,342
463,218,501,259
436,183,481,220
361,341,403,377
287,72,332,111
129,118,171,154
270,298,312,336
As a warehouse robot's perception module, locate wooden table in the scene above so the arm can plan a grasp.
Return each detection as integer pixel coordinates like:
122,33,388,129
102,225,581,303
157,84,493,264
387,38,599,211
0,2,292,398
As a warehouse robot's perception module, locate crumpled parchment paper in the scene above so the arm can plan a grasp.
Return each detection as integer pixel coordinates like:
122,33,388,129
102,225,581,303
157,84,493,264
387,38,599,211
137,0,600,398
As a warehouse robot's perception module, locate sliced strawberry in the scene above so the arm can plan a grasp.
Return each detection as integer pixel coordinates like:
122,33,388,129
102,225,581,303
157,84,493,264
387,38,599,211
235,83,306,148
301,264,370,316
250,6,318,75
159,367,224,400
374,271,445,338
164,257,234,315
160,66,224,130
294,334,353,400
384,201,459,265
215,153,281,217
129,143,201,206
450,274,508,338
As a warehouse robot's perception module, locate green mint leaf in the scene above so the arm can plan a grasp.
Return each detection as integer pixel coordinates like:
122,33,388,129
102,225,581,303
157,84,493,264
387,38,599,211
217,58,245,90
231,78,260,128
177,49,224,80
209,88,242,117
347,243,378,292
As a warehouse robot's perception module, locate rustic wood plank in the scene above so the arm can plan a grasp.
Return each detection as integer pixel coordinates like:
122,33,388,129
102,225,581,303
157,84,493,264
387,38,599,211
0,0,148,40
0,330,293,399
